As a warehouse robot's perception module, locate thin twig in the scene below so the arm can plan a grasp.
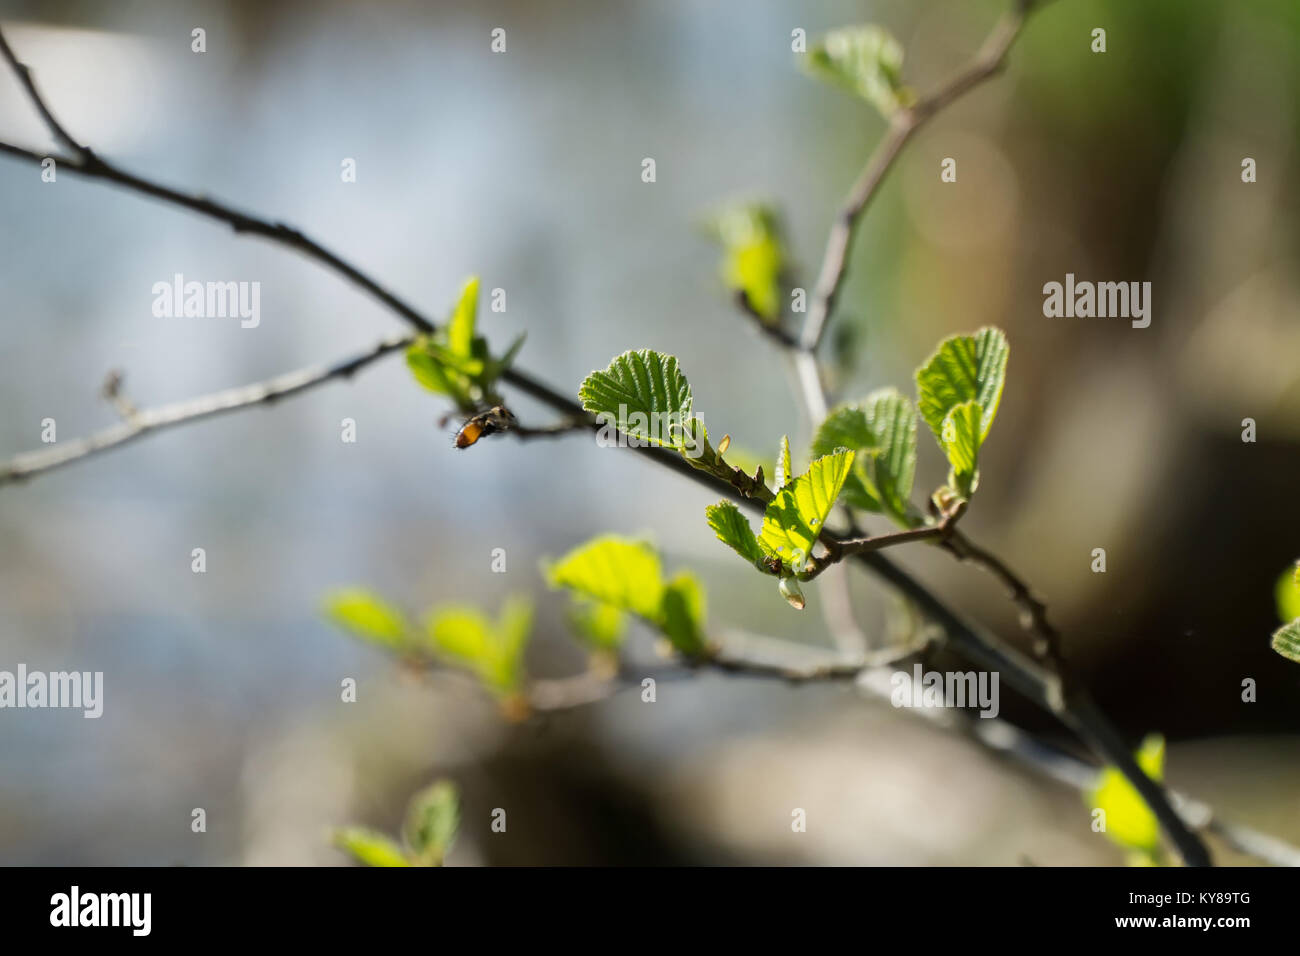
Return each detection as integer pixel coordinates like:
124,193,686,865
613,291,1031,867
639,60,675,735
0,334,413,485
798,1,1035,354
522,635,1300,866
800,501,965,581
510,418,589,440
944,530,1065,669
0,17,1212,867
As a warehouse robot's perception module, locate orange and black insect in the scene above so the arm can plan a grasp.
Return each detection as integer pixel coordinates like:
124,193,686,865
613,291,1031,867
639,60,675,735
454,405,518,449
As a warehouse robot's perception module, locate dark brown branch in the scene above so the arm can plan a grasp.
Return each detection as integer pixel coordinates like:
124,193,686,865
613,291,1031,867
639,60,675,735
510,418,589,440
944,530,1065,670
799,500,966,581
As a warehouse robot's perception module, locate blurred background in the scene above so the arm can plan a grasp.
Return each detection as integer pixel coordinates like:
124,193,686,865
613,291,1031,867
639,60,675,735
1,0,1298,865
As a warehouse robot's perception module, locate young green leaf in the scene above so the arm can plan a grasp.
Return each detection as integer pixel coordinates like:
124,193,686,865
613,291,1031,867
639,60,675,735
660,572,709,658
811,389,918,523
580,350,695,451
1272,619,1300,663
546,535,665,621
1086,733,1164,861
704,202,785,322
332,827,411,867
759,449,856,571
568,599,627,650
406,344,468,404
940,400,982,498
323,589,411,650
803,25,908,117
405,276,521,412
811,405,881,513
446,276,479,359
424,597,532,696
404,780,460,867
862,389,919,522
548,536,712,659
916,328,1008,497
1276,564,1300,623
706,501,768,570
916,327,1008,443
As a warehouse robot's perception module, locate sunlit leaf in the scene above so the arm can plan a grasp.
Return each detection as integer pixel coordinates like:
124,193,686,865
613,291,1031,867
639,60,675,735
447,276,479,359
915,327,1008,443
332,827,411,867
580,350,695,451
404,780,460,866
568,599,627,650
660,572,709,657
803,25,908,117
1272,619,1300,663
812,390,918,522
424,598,532,695
1276,564,1300,623
324,589,411,650
704,203,785,322
1087,733,1164,858
759,450,855,571
706,501,767,570
546,536,665,621
940,400,982,498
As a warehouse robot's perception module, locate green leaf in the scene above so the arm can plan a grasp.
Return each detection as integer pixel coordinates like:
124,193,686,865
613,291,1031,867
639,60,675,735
404,780,460,866
1276,565,1300,623
1086,734,1164,857
803,25,908,117
580,350,695,451
861,389,919,522
447,276,479,359
1272,619,1300,663
811,406,871,459
812,405,881,513
660,572,709,657
404,276,520,410
427,607,492,662
332,827,411,867
811,389,918,523
568,600,627,650
424,598,532,695
324,589,410,650
776,435,792,488
406,342,469,404
420,340,486,378
940,400,982,498
549,536,711,658
915,327,1009,444
706,501,767,569
704,203,785,322
759,450,856,571
547,536,666,621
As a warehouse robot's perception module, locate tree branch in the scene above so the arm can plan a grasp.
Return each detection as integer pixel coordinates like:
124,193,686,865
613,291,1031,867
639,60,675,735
0,333,413,485
798,500,965,582
798,1,1037,354
0,14,1212,866
523,634,1299,867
